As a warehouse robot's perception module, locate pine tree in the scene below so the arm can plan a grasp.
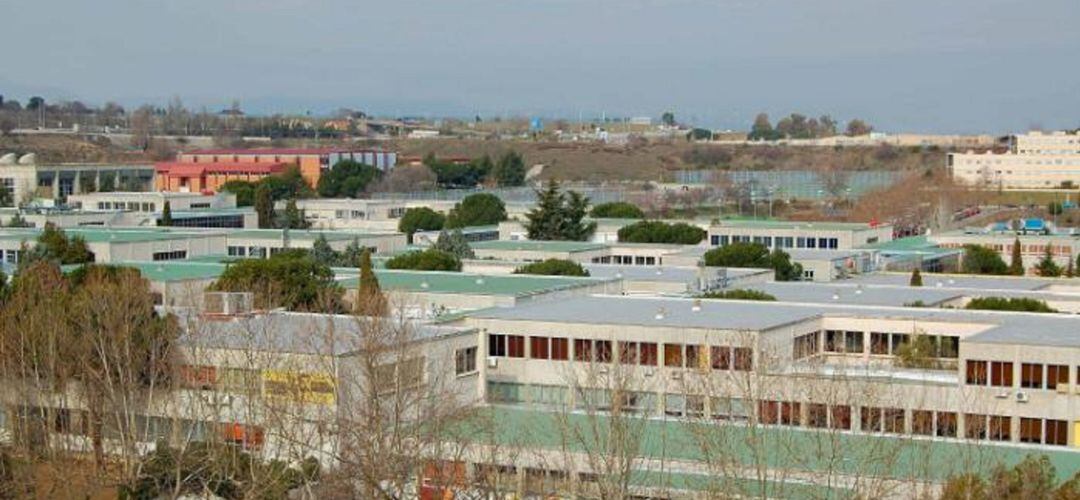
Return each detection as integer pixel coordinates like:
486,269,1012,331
341,238,364,267
909,268,923,287
433,229,475,259
160,201,173,227
1035,245,1062,277
523,180,597,241
356,248,387,316
279,199,309,229
1009,237,1024,275
310,234,337,267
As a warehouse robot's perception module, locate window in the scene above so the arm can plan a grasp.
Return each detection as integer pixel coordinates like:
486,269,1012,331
489,334,507,357
1047,364,1068,390
664,344,683,367
845,331,864,354
227,246,247,257
759,400,779,425
1021,363,1043,389
508,336,525,358
152,250,187,261
808,404,828,428
966,360,988,385
988,416,1011,441
1047,419,1068,446
861,407,882,432
487,381,523,403
595,340,612,363
965,414,986,439
938,337,959,358
711,397,748,421
530,337,550,359
936,412,957,438
1020,417,1041,444
825,330,843,352
883,408,905,434
179,365,216,389
619,341,639,365
830,406,851,430
870,332,889,355
912,410,934,435
687,395,705,418
551,338,569,361
639,342,658,365
793,332,818,359
990,361,1013,387
665,393,686,417
779,402,800,426
712,346,731,370
890,334,909,355
733,347,753,371
574,339,592,362
455,347,477,375
686,345,702,369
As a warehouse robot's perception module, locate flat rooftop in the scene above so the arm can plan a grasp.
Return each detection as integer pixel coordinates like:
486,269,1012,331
710,220,888,231
584,264,766,284
469,294,1080,347
845,272,1060,291
470,240,609,253
0,227,224,244
225,229,396,241
733,281,962,307
336,270,613,297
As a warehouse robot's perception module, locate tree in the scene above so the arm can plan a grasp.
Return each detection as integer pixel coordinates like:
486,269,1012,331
616,220,706,244
0,181,13,208
385,249,462,271
590,201,644,219
446,193,507,228
278,199,310,229
340,238,365,268
702,242,803,281
29,224,93,265
492,150,526,187
26,96,44,111
355,249,387,316
310,234,337,267
845,119,873,137
160,201,172,226
212,251,344,312
909,268,923,286
523,181,597,241
1035,245,1062,277
698,289,776,301
513,258,590,277
432,230,475,259
316,160,381,198
1048,201,1064,215
254,183,273,229
1067,258,1076,278
1009,237,1024,275
427,156,488,188
398,207,446,244
661,111,676,127
963,245,1010,275
748,113,777,141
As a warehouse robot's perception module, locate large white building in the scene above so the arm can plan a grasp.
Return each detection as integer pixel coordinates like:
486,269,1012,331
948,131,1080,189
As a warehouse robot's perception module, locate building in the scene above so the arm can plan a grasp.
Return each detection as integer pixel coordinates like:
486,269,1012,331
707,219,893,250
0,227,227,265
223,229,406,258
948,131,1080,189
929,227,1080,275
175,147,398,188
0,152,154,202
154,161,287,193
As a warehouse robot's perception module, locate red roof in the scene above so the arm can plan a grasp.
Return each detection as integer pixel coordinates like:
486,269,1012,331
182,147,386,156
155,162,287,176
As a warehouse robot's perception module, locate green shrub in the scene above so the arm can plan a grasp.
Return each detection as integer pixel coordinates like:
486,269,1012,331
965,296,1057,313
385,249,462,272
513,259,590,277
590,202,645,219
617,220,706,244
702,242,803,281
698,289,776,301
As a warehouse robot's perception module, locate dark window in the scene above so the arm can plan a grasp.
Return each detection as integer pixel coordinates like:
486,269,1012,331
870,333,889,355
1021,363,1043,389
861,407,882,432
664,344,683,367
619,341,639,365
507,335,525,358
883,408,905,434
686,345,702,369
936,412,957,438
1047,364,1068,390
830,406,851,430
807,404,828,428
733,348,753,371
990,361,1013,387
1047,419,1068,446
912,410,934,435
712,346,731,370
594,341,612,363
574,339,592,362
489,334,507,357
455,347,477,375
988,416,1011,441
1020,417,1041,444
965,414,986,439
530,337,550,360
551,338,569,361
966,360,988,385
639,342,658,366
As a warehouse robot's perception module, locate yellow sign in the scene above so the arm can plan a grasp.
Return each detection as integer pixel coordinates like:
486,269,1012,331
262,370,336,405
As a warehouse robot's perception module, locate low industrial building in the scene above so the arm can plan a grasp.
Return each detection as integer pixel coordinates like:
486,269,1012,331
707,219,893,250
175,147,397,189
223,229,406,258
0,227,227,264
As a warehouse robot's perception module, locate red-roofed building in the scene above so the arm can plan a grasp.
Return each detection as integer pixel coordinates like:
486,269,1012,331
154,162,287,193
174,148,397,189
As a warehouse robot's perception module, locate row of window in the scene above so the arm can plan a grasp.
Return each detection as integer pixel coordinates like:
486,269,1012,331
179,365,336,405
793,330,959,359
488,334,752,371
710,234,840,250
590,255,659,266
97,201,157,212
966,360,1071,390
152,250,188,261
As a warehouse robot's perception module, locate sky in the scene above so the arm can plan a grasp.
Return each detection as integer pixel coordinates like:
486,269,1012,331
1,0,1078,133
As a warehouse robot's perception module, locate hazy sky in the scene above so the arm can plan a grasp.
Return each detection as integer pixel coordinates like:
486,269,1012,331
2,0,1078,133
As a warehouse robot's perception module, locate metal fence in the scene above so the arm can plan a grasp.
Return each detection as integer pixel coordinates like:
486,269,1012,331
673,170,904,200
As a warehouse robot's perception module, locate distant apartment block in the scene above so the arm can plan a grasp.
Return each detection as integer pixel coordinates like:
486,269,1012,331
153,148,398,193
948,131,1080,189
0,152,154,202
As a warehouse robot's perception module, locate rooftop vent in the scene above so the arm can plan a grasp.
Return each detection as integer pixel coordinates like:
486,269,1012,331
203,292,254,317
691,299,702,312
420,281,430,289
655,307,667,320
475,278,485,285
831,292,840,301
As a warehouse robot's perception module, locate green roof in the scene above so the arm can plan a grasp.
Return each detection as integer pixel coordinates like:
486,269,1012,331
471,240,609,253
861,235,960,257
0,227,223,244
336,269,610,296
470,406,1080,490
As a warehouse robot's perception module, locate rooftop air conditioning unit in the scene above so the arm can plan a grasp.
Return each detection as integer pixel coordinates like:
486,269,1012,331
1016,392,1029,403
1056,383,1071,395
487,357,498,369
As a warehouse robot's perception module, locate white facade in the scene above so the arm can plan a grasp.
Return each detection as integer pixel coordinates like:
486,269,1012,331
949,131,1080,189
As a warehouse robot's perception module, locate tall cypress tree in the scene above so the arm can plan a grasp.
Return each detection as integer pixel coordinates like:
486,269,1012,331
909,268,923,287
1009,237,1024,275
255,184,273,229
160,201,173,227
356,248,387,316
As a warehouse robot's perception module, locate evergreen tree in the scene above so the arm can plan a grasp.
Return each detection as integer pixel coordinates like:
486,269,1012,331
523,180,597,241
340,238,364,268
310,234,336,267
160,201,173,226
492,150,526,187
7,213,28,227
1009,237,1024,275
1066,258,1075,278
910,268,923,287
356,249,387,316
433,229,476,259
279,199,310,229
255,183,273,229
1035,246,1062,277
